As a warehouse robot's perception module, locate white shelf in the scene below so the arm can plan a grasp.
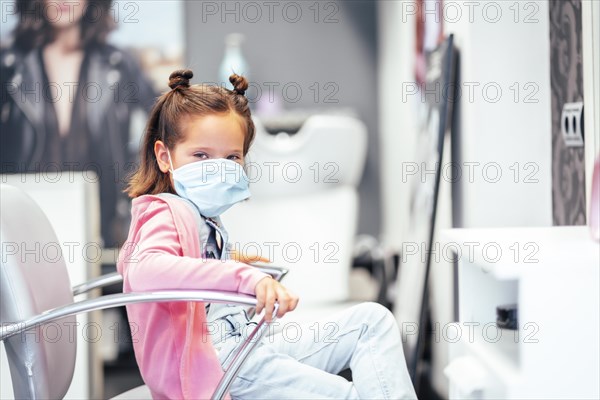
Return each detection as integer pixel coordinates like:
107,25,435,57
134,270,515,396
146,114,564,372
440,226,599,280
442,226,600,399
466,326,519,374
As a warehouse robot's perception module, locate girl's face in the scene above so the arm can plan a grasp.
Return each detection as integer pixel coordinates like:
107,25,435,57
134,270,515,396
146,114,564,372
155,112,246,174
44,0,88,29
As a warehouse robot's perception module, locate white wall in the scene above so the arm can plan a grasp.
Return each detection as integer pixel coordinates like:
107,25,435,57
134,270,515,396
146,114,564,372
378,1,454,396
445,0,553,228
379,0,553,241
377,1,417,252
379,1,554,397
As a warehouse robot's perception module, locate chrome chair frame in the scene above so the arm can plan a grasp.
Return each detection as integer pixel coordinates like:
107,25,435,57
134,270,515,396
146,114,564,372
1,182,289,399
1,266,288,400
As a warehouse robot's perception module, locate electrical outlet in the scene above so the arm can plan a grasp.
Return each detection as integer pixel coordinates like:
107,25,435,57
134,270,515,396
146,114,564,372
561,102,584,147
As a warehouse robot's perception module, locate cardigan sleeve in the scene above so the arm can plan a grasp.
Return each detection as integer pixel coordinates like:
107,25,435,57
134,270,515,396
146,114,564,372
121,200,269,295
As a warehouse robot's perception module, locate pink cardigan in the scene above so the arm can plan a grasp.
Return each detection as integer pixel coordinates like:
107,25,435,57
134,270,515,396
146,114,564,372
117,194,268,399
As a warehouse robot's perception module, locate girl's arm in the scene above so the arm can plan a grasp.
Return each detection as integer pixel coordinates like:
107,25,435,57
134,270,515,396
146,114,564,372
120,200,269,295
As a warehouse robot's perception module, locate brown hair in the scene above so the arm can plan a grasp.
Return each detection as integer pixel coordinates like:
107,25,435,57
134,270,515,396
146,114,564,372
126,69,255,198
13,0,115,51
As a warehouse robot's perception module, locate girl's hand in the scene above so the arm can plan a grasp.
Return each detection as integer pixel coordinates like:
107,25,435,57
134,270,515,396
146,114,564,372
254,277,299,322
230,249,271,264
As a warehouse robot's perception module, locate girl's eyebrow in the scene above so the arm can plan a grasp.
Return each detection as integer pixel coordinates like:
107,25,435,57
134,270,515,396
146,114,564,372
190,146,212,152
189,146,243,154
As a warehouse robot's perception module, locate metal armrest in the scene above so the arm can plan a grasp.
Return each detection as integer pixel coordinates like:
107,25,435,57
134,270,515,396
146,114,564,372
0,289,277,400
70,266,287,297
61,264,285,397
251,264,289,282
1,290,259,340
72,272,123,296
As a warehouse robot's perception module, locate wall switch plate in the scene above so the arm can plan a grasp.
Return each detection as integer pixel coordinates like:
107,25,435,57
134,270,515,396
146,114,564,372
561,102,584,147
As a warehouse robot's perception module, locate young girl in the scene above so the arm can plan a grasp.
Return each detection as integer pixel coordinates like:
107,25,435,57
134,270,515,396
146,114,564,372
117,69,417,399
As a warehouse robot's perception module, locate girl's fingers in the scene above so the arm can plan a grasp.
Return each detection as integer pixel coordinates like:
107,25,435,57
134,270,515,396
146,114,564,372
254,278,299,320
276,288,289,318
255,291,264,315
276,288,300,317
231,248,271,263
265,286,277,322
289,294,299,312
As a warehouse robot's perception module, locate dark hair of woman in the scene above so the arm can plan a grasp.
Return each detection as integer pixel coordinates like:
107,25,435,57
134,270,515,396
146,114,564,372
12,0,115,51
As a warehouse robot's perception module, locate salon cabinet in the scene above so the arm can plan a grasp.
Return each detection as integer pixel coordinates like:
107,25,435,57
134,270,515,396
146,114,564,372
441,226,599,399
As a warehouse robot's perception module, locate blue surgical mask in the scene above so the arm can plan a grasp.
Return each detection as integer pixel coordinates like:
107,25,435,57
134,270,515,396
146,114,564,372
168,151,251,217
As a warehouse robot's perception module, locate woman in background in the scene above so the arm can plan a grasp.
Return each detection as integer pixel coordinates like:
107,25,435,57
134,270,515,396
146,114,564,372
0,0,156,248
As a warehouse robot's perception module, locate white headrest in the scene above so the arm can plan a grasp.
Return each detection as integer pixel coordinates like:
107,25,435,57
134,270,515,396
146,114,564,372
246,115,367,198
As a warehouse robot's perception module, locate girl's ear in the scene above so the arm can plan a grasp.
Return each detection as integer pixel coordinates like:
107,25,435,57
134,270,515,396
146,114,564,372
154,140,171,173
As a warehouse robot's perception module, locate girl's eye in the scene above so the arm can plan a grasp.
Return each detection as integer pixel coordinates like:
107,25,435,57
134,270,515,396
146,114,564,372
194,152,209,159
227,155,241,161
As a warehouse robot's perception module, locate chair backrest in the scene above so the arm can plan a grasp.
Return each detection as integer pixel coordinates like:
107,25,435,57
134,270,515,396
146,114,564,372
222,114,367,304
246,115,367,198
0,184,76,399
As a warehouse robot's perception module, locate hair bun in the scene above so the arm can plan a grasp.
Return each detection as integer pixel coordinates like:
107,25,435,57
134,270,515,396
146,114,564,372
169,69,193,90
229,74,248,95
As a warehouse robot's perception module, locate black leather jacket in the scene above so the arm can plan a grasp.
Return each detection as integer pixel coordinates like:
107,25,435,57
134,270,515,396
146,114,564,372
0,43,157,247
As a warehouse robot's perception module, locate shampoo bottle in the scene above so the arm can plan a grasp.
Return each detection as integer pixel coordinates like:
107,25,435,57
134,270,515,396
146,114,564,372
219,33,249,89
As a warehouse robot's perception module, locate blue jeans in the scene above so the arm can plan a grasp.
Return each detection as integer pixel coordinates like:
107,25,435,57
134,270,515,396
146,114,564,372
214,302,418,399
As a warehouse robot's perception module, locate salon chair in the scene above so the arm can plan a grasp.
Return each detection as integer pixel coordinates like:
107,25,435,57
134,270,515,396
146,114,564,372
0,184,285,399
222,114,368,324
